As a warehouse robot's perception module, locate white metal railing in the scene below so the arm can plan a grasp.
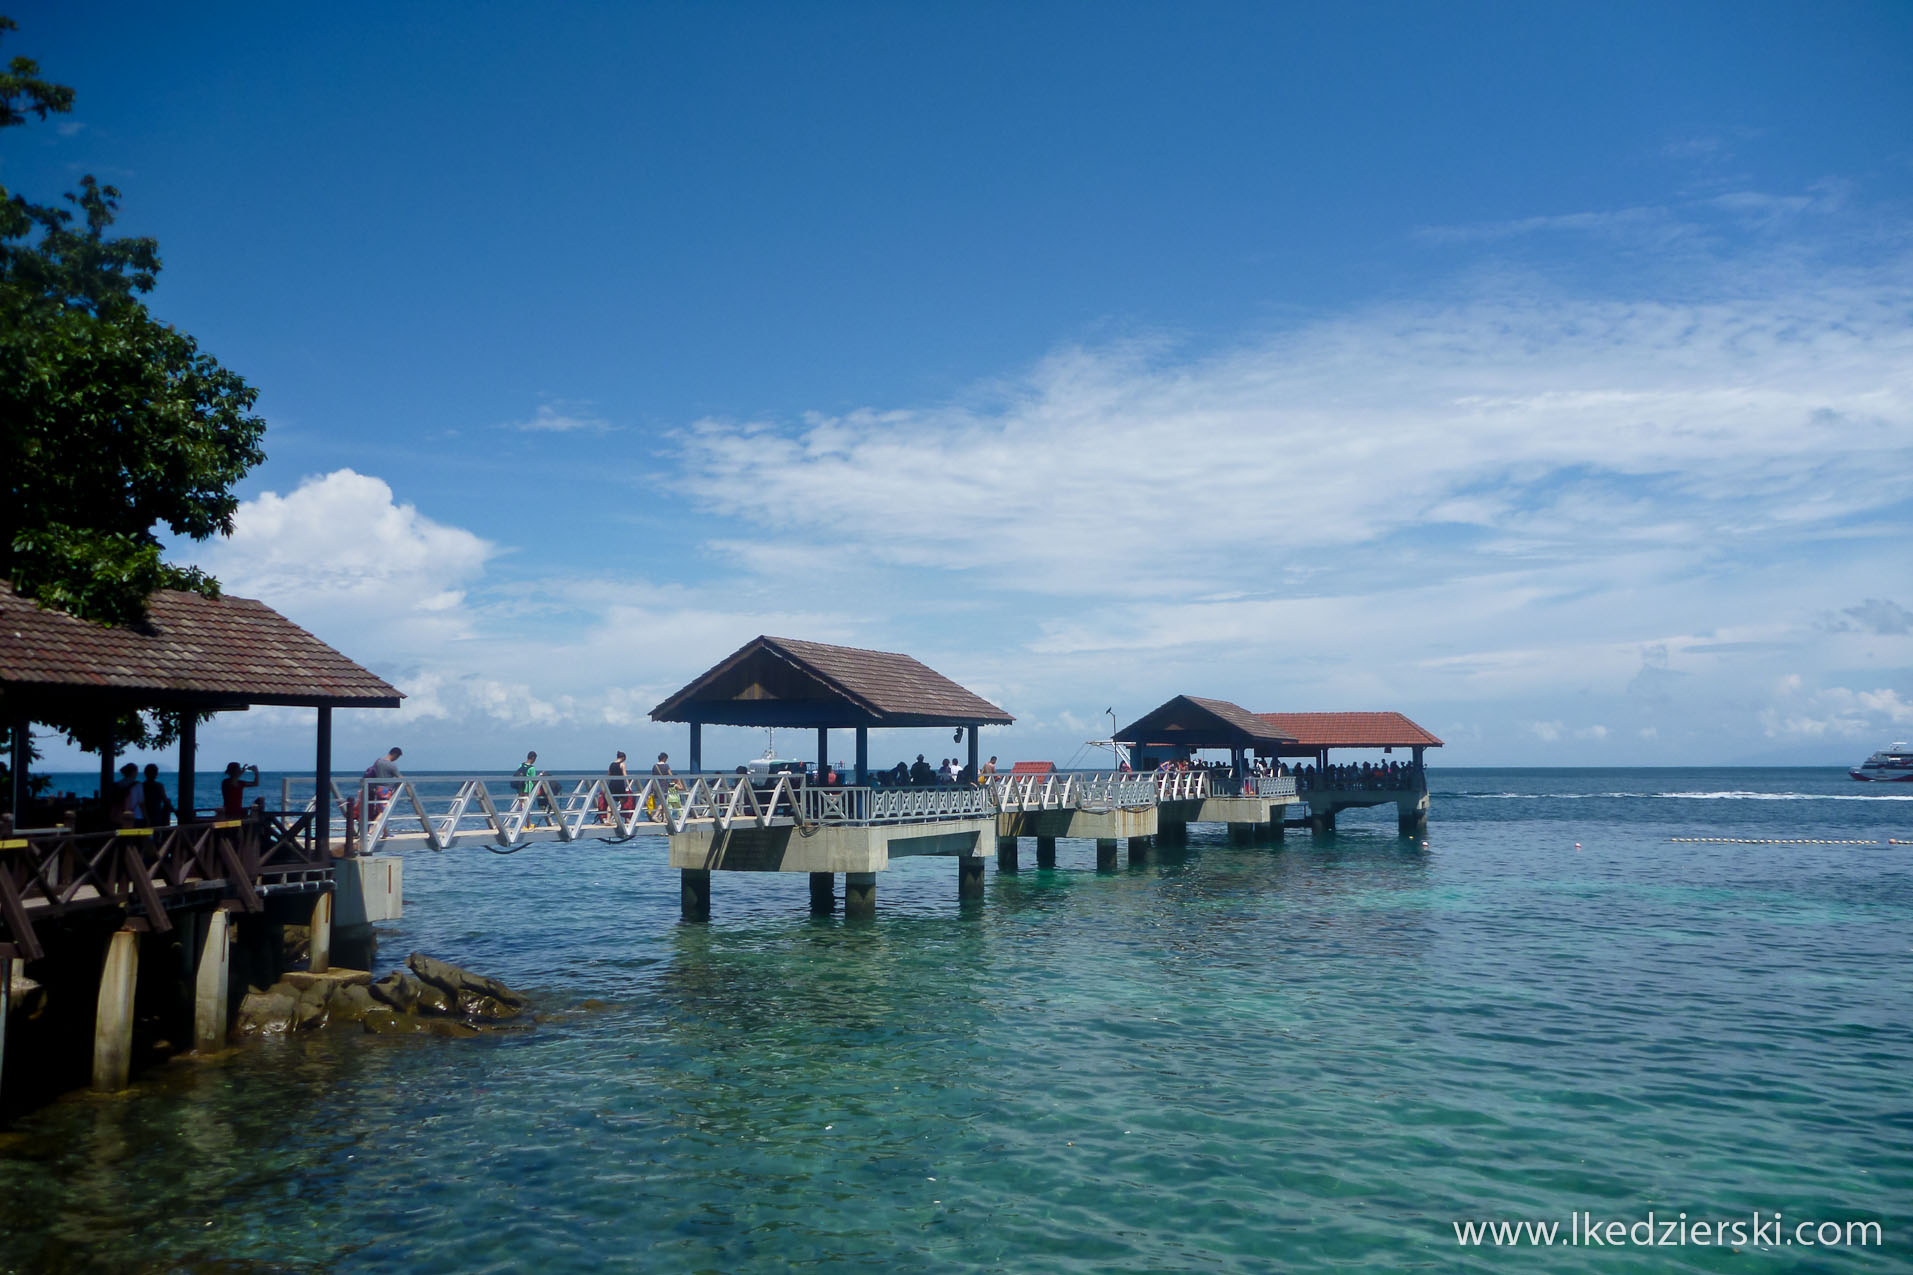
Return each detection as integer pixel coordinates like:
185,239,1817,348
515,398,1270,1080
986,771,1160,813
802,784,994,825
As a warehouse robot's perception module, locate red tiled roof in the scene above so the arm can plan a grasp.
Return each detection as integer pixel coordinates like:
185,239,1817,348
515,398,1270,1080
652,635,1013,727
1254,712,1442,750
0,585,403,708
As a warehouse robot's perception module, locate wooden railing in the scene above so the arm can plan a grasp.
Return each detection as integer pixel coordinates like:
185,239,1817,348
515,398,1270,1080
0,811,330,961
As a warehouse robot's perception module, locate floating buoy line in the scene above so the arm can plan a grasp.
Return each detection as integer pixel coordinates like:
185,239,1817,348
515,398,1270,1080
1669,836,1907,845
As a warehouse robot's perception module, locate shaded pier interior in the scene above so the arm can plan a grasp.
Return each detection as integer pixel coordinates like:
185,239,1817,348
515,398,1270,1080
0,586,402,1113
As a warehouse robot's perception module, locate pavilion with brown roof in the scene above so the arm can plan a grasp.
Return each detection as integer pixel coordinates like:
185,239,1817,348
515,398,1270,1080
650,635,1013,781
1,585,401,847
1254,712,1443,767
1115,695,1297,772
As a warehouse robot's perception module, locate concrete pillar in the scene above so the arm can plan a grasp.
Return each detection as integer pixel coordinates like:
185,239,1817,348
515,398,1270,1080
1128,835,1154,866
92,929,139,1092
1036,836,1057,868
193,909,230,1052
1309,810,1336,836
1227,822,1255,845
307,892,333,973
681,869,711,921
1265,817,1286,842
844,872,877,919
1159,820,1185,845
958,855,985,901
1096,838,1118,871
809,871,836,914
996,835,1019,873
1398,803,1428,837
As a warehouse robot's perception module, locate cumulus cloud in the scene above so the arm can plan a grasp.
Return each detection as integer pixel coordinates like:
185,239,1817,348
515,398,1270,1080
192,469,495,649
1760,684,1913,739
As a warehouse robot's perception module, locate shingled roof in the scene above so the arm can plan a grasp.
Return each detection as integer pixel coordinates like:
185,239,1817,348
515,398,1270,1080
0,585,403,710
650,635,1013,729
1255,712,1443,751
1116,695,1297,751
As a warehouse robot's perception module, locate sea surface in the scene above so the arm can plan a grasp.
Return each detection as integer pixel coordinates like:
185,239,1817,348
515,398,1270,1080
2,768,1909,1273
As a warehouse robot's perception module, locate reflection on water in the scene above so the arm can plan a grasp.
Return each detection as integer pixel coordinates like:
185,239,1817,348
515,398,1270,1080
3,770,1908,1273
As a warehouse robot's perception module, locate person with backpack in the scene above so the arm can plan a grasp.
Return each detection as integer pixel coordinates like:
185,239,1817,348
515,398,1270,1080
513,750,554,825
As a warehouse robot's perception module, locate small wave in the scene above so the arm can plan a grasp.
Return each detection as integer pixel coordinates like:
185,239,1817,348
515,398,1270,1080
1446,790,1913,802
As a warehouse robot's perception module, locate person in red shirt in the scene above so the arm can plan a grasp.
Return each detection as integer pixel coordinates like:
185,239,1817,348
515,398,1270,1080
220,762,259,817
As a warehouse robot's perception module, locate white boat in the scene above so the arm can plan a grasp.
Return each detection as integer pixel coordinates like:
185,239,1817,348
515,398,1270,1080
1850,743,1913,782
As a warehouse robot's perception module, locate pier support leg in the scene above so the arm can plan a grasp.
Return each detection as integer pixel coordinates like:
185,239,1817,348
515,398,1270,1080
680,869,711,922
307,893,333,974
1035,836,1057,868
1398,804,1427,838
193,910,230,1053
1159,820,1186,845
92,929,139,1093
1227,822,1255,845
809,872,836,915
1264,816,1286,842
996,836,1019,873
1096,839,1118,871
843,872,877,920
1128,835,1154,866
958,855,985,901
1309,810,1336,836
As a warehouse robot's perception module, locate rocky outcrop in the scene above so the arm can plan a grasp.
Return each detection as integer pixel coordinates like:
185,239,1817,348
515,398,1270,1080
235,955,526,1037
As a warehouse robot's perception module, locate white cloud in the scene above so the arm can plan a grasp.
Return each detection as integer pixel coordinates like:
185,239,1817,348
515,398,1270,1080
1529,721,1565,742
503,404,615,433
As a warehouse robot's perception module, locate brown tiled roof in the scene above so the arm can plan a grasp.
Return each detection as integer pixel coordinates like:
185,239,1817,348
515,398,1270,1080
651,635,1013,727
1255,712,1443,750
1116,695,1296,749
0,585,403,708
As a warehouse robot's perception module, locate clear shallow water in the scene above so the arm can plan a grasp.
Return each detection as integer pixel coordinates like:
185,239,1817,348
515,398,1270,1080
3,768,1908,1273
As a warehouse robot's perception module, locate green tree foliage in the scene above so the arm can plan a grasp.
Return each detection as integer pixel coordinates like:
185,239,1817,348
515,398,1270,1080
1,16,265,633
2,17,264,763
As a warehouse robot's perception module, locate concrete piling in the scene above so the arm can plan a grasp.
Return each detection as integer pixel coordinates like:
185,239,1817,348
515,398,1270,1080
843,872,877,919
92,929,139,1092
1035,836,1057,868
1128,835,1154,866
1227,822,1255,845
809,872,836,914
307,893,333,974
681,869,712,921
996,835,1019,873
192,910,230,1053
1096,839,1118,871
958,855,986,900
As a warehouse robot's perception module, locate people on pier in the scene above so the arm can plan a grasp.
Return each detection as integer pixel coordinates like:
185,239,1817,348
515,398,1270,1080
605,750,631,815
140,763,173,828
981,756,998,778
910,755,935,786
220,762,259,818
113,763,144,826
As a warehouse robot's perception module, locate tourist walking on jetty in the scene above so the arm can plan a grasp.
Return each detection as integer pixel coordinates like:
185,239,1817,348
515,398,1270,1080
113,763,143,826
514,751,556,824
347,747,403,846
606,750,631,815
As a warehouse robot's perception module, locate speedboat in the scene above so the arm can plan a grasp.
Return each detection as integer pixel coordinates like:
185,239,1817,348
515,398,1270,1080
1850,743,1913,782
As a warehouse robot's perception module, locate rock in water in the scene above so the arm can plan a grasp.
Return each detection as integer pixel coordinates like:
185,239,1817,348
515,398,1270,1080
236,989,297,1034
407,953,529,1012
370,969,425,1012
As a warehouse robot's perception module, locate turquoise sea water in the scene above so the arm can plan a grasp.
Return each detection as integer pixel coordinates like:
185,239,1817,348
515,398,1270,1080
2,767,1909,1273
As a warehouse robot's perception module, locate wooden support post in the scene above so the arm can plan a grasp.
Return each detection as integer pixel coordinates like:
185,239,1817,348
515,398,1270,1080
315,706,332,857
843,872,876,919
967,726,979,780
996,835,1019,873
1036,836,1056,868
689,722,702,775
308,892,333,973
98,736,113,809
92,929,139,1092
957,855,985,901
1096,838,1118,871
855,727,868,786
816,727,828,781
680,869,711,921
7,713,27,825
176,713,196,824
0,956,10,1109
809,872,835,915
193,909,230,1052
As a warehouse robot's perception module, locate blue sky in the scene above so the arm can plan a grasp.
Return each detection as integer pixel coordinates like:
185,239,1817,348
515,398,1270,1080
9,2,1911,772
